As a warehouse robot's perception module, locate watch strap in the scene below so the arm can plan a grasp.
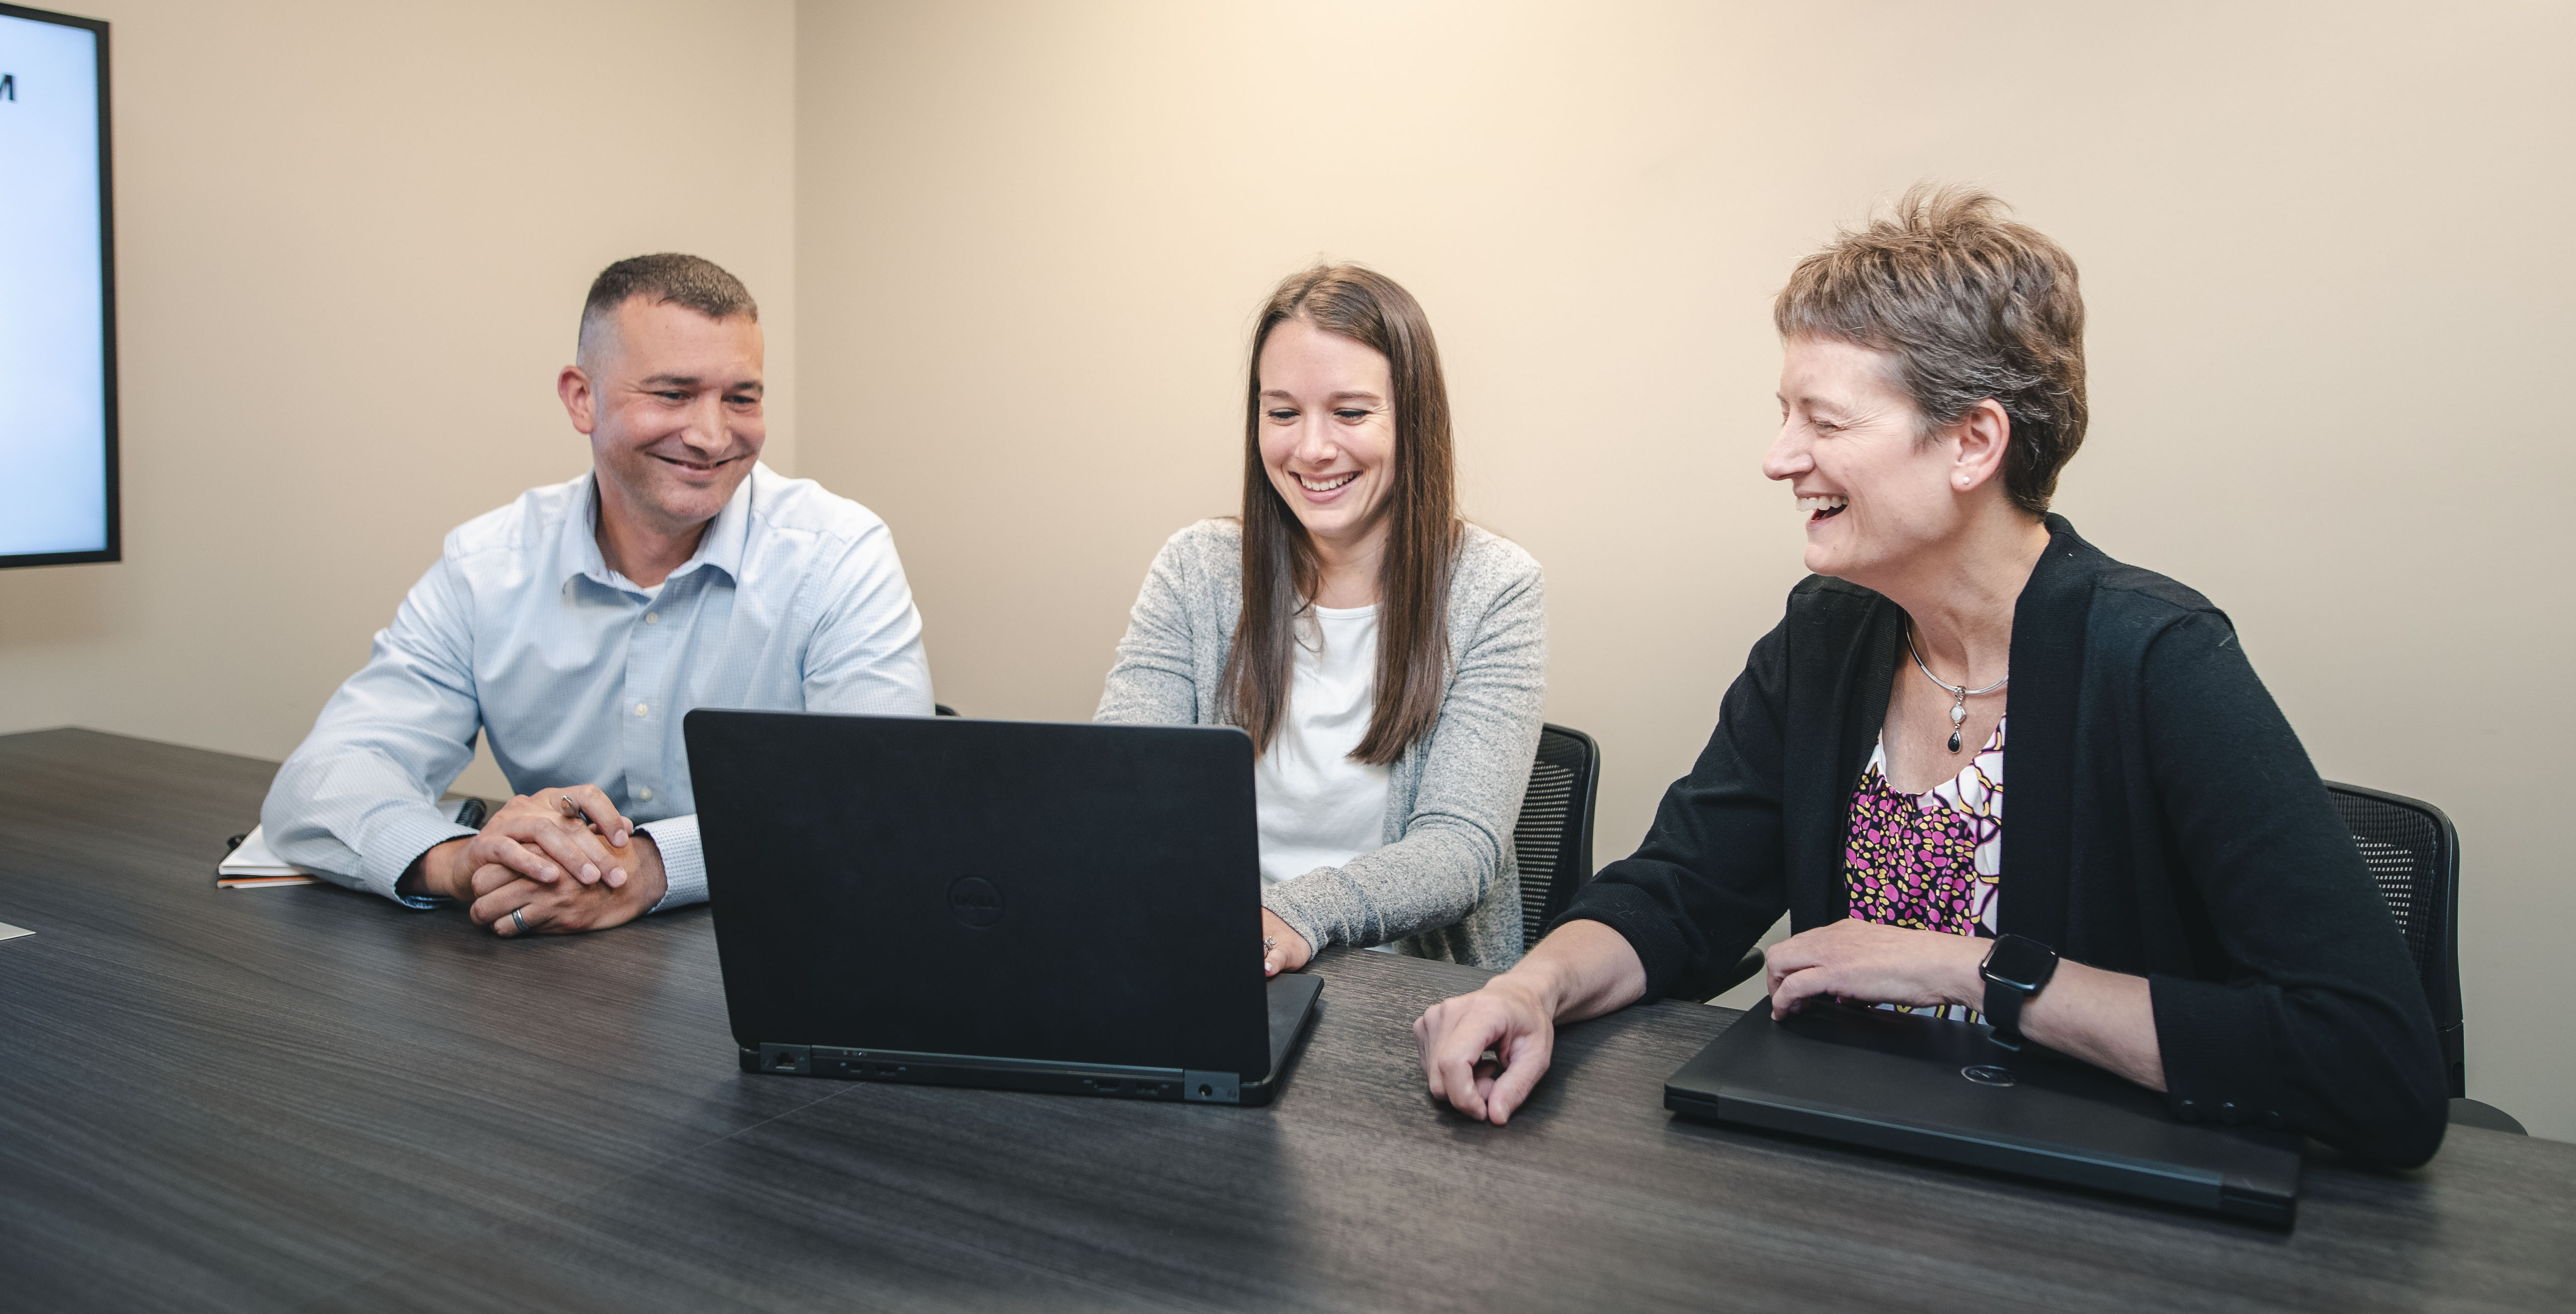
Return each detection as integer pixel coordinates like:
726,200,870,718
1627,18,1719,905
1979,933,2059,1052
1983,976,2029,1051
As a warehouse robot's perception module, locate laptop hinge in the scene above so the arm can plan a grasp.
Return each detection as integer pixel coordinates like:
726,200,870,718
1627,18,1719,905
1183,1071,1240,1103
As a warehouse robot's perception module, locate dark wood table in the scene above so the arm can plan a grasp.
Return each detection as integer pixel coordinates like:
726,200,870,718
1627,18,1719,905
2,728,2567,1312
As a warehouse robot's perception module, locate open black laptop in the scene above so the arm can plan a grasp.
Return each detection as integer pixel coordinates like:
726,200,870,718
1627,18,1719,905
685,709,1323,1106
1665,1000,2303,1225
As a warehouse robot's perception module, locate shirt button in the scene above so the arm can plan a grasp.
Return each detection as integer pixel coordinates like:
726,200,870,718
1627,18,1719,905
2219,1101,2241,1124
634,702,649,716
646,612,659,625
637,786,654,801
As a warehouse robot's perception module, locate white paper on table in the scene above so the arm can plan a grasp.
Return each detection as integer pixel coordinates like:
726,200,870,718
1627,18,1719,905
0,921,32,942
218,824,314,878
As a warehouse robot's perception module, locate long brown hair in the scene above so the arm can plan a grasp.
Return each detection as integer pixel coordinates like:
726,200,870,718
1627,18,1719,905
1223,264,1460,765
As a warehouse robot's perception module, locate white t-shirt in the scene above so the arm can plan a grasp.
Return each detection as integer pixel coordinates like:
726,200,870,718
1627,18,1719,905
1254,603,1393,888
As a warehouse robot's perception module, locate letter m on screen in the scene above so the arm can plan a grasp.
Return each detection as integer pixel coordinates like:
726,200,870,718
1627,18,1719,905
1,74,17,101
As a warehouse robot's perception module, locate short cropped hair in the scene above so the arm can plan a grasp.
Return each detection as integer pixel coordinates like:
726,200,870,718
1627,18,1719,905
577,253,758,364
1775,185,2087,515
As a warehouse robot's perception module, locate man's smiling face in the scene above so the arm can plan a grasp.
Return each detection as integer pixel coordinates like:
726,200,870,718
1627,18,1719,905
565,297,766,537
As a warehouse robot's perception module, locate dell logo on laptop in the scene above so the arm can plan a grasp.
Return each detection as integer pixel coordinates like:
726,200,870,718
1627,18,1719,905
1960,1065,2016,1087
947,876,1004,928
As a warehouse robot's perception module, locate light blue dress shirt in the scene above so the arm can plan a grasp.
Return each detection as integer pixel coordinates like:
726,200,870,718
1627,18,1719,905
262,463,934,911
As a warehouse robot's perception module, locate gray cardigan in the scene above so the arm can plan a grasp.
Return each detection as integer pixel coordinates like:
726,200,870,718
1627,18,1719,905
1095,518,1547,968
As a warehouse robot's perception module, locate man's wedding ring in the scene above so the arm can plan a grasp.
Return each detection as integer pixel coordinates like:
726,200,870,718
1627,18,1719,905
511,908,530,935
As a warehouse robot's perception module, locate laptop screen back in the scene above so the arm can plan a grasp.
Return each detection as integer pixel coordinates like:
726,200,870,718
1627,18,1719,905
688,711,1272,1080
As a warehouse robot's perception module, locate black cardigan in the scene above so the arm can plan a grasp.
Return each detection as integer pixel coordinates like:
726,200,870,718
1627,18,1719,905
1559,517,2449,1166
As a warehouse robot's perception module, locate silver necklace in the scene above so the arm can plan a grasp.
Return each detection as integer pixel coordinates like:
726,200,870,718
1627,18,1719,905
1905,629,2008,754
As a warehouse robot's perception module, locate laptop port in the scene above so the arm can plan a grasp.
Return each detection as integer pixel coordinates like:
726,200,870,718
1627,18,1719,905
1183,1071,1241,1102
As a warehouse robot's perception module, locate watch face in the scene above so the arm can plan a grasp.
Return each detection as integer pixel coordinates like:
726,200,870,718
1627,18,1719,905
1983,934,2056,992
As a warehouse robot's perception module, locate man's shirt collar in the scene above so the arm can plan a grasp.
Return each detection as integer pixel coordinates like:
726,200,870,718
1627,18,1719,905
561,466,758,595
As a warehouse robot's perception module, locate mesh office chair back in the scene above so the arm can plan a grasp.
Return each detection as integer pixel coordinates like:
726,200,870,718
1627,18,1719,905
1513,724,1601,952
2323,781,2465,1099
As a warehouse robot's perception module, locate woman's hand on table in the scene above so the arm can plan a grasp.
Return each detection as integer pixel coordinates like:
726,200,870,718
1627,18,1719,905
1414,973,1557,1125
1413,919,1649,1126
1260,907,1313,977
1762,918,1986,1018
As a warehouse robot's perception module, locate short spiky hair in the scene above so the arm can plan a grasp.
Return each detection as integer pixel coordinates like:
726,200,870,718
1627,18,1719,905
1776,185,2087,515
577,253,758,363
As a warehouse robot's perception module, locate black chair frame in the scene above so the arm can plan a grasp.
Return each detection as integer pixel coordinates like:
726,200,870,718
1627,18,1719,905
1512,724,1601,954
2323,780,2465,1099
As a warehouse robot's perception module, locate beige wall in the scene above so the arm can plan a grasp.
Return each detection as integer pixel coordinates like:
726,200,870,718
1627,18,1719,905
5,0,2569,1141
0,0,798,798
795,0,2575,1138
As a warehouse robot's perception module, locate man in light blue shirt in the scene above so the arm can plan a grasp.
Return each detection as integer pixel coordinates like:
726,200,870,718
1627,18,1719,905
263,254,933,935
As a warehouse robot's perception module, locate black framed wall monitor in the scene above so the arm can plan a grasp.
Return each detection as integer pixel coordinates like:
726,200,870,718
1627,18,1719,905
0,4,117,568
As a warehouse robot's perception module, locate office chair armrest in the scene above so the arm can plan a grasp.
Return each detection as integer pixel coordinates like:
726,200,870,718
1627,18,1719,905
1707,949,1765,998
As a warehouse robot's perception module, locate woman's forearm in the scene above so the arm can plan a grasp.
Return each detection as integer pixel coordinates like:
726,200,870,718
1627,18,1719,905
1518,919,1651,1023
1267,808,1510,953
2010,959,2166,1091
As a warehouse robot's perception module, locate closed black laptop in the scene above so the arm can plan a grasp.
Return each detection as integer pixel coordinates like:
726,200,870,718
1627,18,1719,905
1665,1000,2303,1225
686,709,1322,1106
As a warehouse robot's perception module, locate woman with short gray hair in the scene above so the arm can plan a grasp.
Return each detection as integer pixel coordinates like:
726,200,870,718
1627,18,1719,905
1413,186,2449,1167
1097,264,1546,974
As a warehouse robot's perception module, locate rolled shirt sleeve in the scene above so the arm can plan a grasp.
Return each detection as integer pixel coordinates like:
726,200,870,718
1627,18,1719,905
2133,611,2449,1165
261,552,485,905
640,813,707,912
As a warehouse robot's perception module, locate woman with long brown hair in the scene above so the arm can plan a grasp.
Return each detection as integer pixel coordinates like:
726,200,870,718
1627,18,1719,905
1096,264,1547,973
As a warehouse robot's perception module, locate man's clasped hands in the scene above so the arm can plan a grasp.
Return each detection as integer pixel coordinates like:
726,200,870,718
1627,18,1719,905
397,786,668,936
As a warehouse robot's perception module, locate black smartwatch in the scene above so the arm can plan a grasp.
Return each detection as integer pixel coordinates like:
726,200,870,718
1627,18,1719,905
1979,933,2060,1051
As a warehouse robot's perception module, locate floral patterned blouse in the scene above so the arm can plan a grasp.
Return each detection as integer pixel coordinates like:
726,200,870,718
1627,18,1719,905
1842,717,2005,1022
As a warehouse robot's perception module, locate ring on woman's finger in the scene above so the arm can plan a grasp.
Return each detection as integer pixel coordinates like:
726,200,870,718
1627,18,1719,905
511,907,530,936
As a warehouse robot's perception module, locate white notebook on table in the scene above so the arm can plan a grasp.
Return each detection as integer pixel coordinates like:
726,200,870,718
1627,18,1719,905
218,798,485,888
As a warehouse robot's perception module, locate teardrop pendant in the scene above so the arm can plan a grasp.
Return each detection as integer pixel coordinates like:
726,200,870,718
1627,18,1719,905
1906,627,2005,759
